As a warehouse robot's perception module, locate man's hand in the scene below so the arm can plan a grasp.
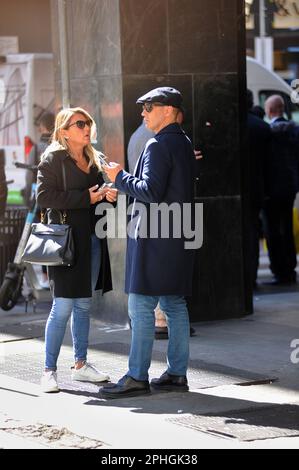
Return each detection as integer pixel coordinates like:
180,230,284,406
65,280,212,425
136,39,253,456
104,162,123,182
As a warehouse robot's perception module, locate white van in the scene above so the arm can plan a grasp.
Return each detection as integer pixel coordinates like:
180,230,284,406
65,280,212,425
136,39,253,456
0,54,54,204
246,56,299,122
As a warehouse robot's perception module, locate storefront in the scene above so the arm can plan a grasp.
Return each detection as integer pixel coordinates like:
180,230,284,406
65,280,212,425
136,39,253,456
246,0,299,83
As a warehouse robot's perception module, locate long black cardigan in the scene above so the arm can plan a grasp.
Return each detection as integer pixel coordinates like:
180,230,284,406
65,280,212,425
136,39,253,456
36,149,113,298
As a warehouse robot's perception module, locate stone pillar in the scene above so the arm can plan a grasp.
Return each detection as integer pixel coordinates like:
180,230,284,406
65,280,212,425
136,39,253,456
50,0,252,323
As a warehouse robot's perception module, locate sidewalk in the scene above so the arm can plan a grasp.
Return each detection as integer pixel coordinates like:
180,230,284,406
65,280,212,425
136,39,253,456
0,283,299,449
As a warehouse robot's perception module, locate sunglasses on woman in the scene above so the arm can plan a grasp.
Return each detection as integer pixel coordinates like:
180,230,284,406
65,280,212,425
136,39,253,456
67,119,92,129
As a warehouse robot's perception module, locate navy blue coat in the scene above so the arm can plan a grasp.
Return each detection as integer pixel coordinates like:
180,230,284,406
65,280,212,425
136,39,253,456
247,112,272,209
115,123,195,296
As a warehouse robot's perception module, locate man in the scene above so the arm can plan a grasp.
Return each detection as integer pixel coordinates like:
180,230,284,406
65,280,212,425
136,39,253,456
101,87,196,398
263,95,299,284
246,90,272,288
127,111,197,339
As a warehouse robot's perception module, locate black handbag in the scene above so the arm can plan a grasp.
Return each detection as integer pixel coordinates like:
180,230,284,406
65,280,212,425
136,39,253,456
21,212,74,266
21,162,75,267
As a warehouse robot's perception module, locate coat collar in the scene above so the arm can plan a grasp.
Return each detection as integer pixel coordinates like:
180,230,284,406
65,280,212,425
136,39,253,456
55,149,98,175
271,116,288,124
155,122,185,137
56,149,85,163
51,149,70,161
132,123,185,178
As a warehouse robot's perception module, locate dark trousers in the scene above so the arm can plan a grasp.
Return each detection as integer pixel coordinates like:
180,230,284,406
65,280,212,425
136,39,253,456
262,196,297,281
249,205,262,286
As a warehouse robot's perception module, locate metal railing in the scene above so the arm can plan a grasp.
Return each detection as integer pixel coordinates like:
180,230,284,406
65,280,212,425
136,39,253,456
0,207,27,285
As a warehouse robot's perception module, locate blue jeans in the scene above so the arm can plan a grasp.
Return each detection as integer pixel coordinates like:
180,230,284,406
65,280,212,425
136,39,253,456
128,294,190,381
45,235,101,370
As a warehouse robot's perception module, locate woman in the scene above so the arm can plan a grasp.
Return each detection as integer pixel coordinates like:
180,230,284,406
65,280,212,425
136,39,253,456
37,107,117,393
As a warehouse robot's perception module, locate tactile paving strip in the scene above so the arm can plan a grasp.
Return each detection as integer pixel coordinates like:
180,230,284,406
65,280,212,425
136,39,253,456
92,342,274,387
0,341,273,396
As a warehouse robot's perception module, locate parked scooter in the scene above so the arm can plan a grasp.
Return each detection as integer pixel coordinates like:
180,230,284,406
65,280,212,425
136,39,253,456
0,162,51,312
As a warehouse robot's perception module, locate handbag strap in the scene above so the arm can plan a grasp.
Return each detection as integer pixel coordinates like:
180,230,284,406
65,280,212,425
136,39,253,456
62,160,67,192
41,160,67,224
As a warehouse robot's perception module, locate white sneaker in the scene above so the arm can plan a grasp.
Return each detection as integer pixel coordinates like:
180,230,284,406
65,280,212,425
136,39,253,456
41,371,60,393
71,362,110,383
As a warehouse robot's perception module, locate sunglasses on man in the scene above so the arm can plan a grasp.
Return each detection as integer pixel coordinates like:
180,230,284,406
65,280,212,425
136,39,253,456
67,119,92,130
142,102,166,113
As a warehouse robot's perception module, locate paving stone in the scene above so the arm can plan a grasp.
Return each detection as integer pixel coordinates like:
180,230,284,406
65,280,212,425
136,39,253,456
168,404,299,441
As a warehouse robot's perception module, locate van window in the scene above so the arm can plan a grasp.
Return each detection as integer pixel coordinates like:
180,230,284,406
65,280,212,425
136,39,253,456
259,90,299,123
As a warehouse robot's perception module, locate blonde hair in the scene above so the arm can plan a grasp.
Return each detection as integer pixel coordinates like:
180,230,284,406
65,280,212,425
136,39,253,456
42,107,106,170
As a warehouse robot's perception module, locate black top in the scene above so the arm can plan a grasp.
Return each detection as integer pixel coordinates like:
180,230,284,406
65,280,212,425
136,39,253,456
64,153,99,234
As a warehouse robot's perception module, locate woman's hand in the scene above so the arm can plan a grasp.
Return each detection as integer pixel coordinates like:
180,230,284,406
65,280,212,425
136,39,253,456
88,184,108,204
105,187,118,203
194,149,203,160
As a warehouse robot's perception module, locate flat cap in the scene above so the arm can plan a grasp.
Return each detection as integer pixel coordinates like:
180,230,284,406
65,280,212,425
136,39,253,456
136,86,182,108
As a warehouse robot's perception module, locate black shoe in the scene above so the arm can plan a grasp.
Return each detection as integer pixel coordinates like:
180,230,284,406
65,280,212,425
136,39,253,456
264,277,297,286
99,375,150,399
150,371,189,392
155,327,196,340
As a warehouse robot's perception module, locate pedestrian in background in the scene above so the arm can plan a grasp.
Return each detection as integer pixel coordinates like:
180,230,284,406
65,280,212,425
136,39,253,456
251,105,266,120
127,120,154,174
247,90,272,288
263,95,299,285
23,111,55,207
